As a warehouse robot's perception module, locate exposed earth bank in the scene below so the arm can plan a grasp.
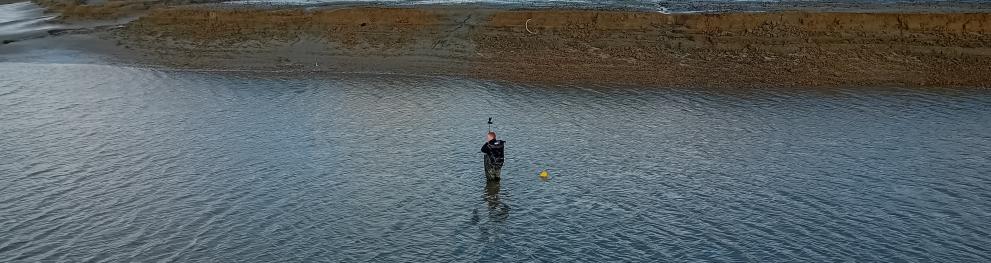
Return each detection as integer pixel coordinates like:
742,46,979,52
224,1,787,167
7,1,991,87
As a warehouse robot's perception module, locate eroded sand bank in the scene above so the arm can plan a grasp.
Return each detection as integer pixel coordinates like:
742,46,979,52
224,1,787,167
9,2,991,87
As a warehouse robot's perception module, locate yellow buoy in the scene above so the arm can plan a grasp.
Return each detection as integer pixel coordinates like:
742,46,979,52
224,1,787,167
539,170,549,178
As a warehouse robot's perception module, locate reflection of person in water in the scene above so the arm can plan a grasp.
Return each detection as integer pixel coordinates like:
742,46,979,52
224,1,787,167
484,180,510,222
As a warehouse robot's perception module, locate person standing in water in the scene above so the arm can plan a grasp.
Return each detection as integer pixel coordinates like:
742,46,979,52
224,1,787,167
480,131,505,181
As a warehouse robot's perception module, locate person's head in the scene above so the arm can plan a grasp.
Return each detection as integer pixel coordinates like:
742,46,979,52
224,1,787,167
487,131,496,141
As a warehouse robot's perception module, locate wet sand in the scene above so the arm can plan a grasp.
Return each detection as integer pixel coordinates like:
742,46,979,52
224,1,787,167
7,1,991,87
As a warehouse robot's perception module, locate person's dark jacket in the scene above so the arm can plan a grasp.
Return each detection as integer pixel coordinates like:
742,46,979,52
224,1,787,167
481,139,505,155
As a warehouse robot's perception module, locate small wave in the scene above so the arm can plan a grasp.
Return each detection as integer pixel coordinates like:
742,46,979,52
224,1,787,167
0,2,59,40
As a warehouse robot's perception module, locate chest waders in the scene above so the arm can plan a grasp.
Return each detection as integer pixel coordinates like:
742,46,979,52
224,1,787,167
484,118,504,181
484,141,505,181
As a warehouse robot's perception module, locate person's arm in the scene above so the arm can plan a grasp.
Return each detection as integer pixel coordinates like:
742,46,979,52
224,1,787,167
480,143,489,154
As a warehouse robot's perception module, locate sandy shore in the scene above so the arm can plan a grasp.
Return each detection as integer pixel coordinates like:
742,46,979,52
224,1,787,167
6,1,991,87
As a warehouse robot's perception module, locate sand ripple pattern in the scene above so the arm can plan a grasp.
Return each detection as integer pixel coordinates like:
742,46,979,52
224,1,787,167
1,63,990,262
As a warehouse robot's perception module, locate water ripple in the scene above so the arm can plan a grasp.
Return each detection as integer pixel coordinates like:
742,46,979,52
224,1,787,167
1,63,990,262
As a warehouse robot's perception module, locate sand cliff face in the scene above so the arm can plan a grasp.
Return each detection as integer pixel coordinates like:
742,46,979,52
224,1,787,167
112,7,991,87
476,11,991,86
117,7,471,71
130,8,439,48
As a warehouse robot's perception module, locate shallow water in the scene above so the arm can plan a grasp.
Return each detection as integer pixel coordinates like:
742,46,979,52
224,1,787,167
0,2,57,41
1,62,990,262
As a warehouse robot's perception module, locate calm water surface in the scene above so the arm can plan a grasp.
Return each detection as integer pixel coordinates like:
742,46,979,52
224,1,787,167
1,63,990,262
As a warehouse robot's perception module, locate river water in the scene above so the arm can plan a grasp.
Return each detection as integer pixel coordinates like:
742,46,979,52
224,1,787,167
1,62,989,262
